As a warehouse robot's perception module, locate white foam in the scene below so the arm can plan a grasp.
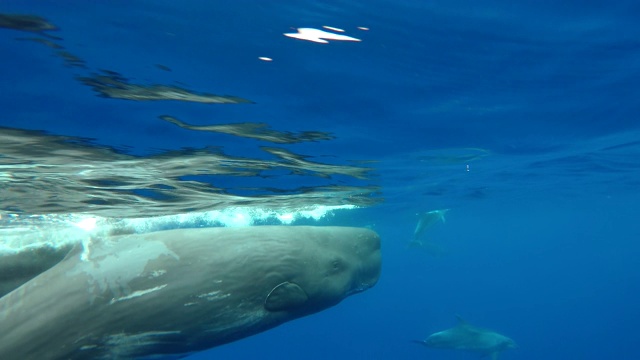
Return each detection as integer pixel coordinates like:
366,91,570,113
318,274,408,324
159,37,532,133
119,204,357,231
0,205,358,253
0,214,111,254
74,217,97,231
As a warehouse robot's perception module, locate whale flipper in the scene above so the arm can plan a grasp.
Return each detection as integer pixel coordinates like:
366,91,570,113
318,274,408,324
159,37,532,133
264,281,309,311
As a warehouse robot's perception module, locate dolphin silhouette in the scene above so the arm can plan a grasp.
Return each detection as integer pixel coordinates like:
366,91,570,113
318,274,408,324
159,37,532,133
409,208,449,248
414,315,516,360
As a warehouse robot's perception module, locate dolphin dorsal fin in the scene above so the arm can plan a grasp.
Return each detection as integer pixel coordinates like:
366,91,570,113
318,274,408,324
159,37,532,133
455,314,468,325
439,209,450,223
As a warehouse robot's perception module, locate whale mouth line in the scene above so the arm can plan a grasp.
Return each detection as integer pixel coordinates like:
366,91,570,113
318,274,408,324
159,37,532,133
346,282,374,296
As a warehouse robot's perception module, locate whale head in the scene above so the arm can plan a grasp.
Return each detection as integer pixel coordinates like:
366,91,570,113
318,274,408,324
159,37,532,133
263,226,381,315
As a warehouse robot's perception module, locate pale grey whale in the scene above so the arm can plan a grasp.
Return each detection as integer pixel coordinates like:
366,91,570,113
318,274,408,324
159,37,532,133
0,226,381,359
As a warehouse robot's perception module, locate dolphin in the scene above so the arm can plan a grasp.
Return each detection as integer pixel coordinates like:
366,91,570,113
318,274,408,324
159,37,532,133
0,226,381,360
409,208,449,248
414,315,516,360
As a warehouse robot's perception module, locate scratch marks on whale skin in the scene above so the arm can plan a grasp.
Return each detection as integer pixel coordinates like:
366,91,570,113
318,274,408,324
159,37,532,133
148,269,167,278
66,239,178,304
109,284,167,305
96,330,183,359
189,279,229,304
196,290,231,302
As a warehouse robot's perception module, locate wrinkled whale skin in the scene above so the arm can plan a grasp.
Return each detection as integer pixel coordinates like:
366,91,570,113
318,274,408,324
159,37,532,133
0,226,381,359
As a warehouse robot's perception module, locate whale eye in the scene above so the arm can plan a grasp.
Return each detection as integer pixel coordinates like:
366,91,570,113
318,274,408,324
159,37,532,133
325,257,345,275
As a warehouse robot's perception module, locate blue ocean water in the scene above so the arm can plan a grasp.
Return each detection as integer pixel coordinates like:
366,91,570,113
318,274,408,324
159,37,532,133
1,1,640,359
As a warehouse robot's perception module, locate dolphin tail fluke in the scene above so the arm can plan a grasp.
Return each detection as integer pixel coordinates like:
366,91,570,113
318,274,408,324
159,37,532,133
407,240,448,256
407,239,423,248
421,241,447,256
411,340,428,347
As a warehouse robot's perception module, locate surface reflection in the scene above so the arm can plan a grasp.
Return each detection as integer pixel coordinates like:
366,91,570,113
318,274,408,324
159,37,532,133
0,127,380,217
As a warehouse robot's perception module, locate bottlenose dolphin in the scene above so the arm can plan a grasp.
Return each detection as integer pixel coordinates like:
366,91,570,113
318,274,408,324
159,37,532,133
0,226,381,360
409,208,449,248
414,315,516,360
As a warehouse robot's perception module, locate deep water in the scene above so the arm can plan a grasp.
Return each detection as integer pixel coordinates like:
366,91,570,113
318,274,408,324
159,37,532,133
200,193,640,360
1,1,640,359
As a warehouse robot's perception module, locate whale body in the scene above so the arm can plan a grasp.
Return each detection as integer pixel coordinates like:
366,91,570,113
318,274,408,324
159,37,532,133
0,226,381,359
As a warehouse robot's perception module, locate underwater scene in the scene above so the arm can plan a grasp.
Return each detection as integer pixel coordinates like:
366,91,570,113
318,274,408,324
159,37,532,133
1,1,639,359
